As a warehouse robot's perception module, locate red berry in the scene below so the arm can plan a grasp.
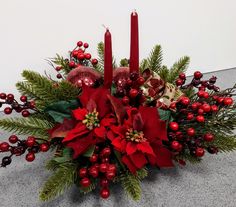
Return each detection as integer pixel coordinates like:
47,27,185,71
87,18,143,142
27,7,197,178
77,53,85,60
126,79,132,86
91,58,98,65
0,142,10,151
223,97,233,106
203,92,209,99
22,110,30,117
7,94,14,101
106,170,116,180
102,157,109,163
85,53,91,60
187,113,194,120
137,77,145,85
202,103,211,112
169,122,179,131
80,177,91,187
129,89,138,98
72,50,79,58
4,107,12,115
198,86,206,91
77,41,83,47
197,90,205,98
204,133,214,142
40,143,49,152
196,115,205,122
69,61,76,68
179,73,186,80
195,148,205,157
9,135,18,144
169,102,176,110
99,163,108,173
175,79,183,86
102,148,111,157
217,97,224,104
100,188,110,199
56,74,62,79
122,96,129,105
55,66,62,71
198,108,204,115
0,93,6,99
178,159,186,166
181,97,190,105
194,71,203,79
187,128,195,136
89,154,98,163
19,95,27,103
100,178,109,187
26,136,36,147
89,167,99,178
191,103,198,110
26,152,35,162
171,141,180,150
83,43,89,48
29,101,36,109
211,105,218,112
79,168,87,178
107,164,117,173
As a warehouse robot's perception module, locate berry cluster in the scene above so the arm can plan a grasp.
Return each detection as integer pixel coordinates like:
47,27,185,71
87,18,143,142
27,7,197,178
0,135,50,167
77,146,117,199
0,93,35,117
54,41,98,80
169,72,234,163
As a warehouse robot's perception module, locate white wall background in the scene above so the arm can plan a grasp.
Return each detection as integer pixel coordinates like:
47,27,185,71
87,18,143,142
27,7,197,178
0,0,235,96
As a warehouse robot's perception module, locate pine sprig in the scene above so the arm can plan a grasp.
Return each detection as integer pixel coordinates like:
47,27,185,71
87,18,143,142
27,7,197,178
158,65,170,81
16,81,41,100
167,56,190,83
147,45,163,73
140,59,148,72
120,172,142,201
135,168,148,180
176,153,201,164
51,54,71,74
45,159,61,171
40,163,77,201
56,81,81,101
0,117,53,138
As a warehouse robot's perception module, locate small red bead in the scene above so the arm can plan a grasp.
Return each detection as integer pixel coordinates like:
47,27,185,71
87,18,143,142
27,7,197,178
9,135,18,144
77,53,85,60
22,110,30,117
26,152,35,162
187,128,195,136
40,143,49,152
100,178,109,187
79,168,87,178
169,122,179,131
129,89,138,98
85,53,91,60
175,79,183,86
223,97,233,106
4,107,12,115
91,58,98,65
20,95,27,102
194,71,203,79
69,61,76,68
99,163,108,173
83,43,89,48
195,148,205,157
100,188,110,199
0,142,10,151
179,73,186,80
204,133,214,142
181,97,190,105
80,177,91,187
77,41,83,47
89,154,98,163
137,77,145,85
26,136,36,147
0,93,6,99
196,115,205,122
7,94,14,101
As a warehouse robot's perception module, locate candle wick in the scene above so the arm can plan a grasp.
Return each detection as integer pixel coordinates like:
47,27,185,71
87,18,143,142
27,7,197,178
132,10,137,15
102,24,109,31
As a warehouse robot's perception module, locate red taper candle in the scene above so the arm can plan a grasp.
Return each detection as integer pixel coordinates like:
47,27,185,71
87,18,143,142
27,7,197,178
104,29,113,88
129,11,139,74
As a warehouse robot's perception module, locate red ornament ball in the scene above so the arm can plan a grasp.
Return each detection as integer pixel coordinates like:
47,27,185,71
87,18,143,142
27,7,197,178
194,71,203,79
195,147,205,157
204,133,214,142
100,188,110,199
196,115,205,122
77,41,83,47
40,143,49,152
0,142,10,152
26,152,35,162
223,97,233,106
26,136,36,147
169,122,179,131
80,177,91,188
129,89,138,98
79,168,88,178
187,128,195,136
9,135,18,144
20,95,27,102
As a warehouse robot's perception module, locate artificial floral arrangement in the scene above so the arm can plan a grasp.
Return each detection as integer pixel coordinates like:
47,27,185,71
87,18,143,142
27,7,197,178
0,11,236,201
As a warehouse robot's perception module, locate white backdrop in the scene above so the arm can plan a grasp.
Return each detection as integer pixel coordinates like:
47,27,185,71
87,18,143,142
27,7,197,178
0,0,235,96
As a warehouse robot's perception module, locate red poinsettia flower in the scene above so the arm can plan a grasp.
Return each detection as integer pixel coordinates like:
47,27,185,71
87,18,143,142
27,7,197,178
61,86,117,159
109,106,173,173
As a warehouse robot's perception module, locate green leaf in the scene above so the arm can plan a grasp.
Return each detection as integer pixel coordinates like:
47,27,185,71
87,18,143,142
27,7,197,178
82,145,95,157
158,108,171,121
44,100,79,123
53,148,73,163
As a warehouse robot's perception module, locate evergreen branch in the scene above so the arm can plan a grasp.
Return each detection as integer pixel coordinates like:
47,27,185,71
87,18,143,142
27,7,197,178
140,59,148,72
56,81,81,101
147,45,163,73
0,117,53,138
120,58,129,67
78,180,96,194
16,81,41,100
120,172,142,201
158,65,169,81
40,163,77,201
45,159,61,171
167,56,190,83
135,168,148,180
176,153,201,164
51,54,71,74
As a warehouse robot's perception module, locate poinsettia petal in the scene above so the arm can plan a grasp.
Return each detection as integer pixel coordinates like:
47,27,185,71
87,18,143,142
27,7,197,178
122,155,137,174
73,108,87,120
129,152,147,169
79,86,95,107
94,126,106,138
112,137,123,151
107,130,115,141
62,123,89,142
126,142,137,155
100,117,116,126
137,142,155,156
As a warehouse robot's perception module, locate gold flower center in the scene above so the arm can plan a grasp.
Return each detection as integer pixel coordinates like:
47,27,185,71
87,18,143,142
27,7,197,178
82,109,100,130
125,128,146,143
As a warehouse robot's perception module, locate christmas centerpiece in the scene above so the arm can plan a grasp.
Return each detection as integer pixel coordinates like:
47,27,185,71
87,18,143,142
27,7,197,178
0,11,236,201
